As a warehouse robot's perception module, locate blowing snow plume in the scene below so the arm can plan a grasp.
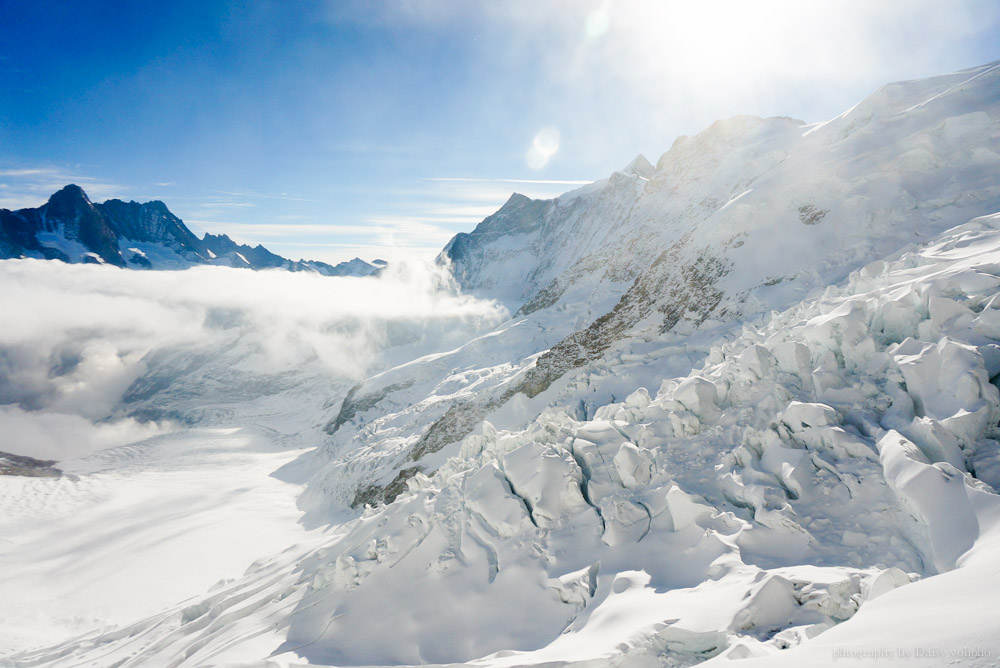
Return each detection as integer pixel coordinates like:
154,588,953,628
0,259,506,461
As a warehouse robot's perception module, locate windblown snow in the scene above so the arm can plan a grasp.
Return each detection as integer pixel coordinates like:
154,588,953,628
4,62,1000,668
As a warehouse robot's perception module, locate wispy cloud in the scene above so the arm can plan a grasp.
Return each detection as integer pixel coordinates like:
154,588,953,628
210,189,329,204
188,173,545,259
402,216,480,225
361,216,462,236
187,218,457,248
0,169,54,177
426,205,502,218
0,164,127,210
422,177,594,185
328,141,425,156
0,260,506,459
285,174,596,262
186,221,373,238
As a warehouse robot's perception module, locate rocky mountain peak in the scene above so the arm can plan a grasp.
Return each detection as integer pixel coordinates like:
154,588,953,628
43,183,94,218
621,153,654,178
2,185,383,275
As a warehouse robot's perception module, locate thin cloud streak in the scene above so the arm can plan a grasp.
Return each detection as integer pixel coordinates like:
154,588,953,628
264,241,444,251
427,205,500,217
186,218,462,254
187,221,450,238
422,177,594,185
0,169,55,177
0,164,128,210
210,189,329,204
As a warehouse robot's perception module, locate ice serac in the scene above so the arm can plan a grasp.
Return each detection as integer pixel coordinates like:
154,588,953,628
296,217,1000,666
0,185,383,275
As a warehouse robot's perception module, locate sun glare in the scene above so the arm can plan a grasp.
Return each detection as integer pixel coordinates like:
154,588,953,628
583,1,848,112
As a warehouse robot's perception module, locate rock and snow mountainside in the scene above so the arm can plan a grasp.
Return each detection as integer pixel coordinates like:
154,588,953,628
0,184,382,276
6,61,1000,667
305,61,1000,515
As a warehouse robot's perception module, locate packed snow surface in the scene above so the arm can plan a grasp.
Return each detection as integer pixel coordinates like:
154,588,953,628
0,427,314,654
3,62,1000,667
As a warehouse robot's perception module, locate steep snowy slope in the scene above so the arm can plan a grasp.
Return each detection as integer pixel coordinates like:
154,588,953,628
301,61,1000,518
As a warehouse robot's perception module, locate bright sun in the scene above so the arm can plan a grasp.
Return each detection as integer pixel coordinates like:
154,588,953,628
573,1,888,116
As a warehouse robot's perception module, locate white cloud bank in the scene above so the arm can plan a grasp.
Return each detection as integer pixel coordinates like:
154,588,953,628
0,260,507,461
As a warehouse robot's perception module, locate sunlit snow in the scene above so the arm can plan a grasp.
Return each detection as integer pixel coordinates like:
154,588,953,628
3,61,1000,668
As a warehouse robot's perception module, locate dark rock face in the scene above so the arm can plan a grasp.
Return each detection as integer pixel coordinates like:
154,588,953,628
1,184,203,267
442,193,551,291
43,185,125,265
0,451,61,477
0,184,382,276
0,208,58,259
99,197,208,258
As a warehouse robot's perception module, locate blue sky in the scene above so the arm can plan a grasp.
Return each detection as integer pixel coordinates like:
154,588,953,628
2,0,999,264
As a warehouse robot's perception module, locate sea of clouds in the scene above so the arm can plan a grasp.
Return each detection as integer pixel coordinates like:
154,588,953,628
0,259,507,460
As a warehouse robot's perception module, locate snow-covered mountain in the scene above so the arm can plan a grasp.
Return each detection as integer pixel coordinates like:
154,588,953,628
0,184,382,276
4,61,1000,667
312,60,1000,514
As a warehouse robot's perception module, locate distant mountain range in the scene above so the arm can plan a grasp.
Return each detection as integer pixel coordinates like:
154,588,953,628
0,184,385,276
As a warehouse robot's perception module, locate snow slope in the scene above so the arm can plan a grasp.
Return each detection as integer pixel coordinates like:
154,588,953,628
4,62,1000,667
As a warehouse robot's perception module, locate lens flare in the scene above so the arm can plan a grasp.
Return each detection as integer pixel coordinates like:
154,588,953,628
585,10,610,38
526,126,561,169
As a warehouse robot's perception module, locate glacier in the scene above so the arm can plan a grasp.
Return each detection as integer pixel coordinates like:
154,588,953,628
2,61,1000,667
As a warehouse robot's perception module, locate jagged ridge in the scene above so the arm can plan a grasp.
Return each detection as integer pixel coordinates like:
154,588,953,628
0,184,383,276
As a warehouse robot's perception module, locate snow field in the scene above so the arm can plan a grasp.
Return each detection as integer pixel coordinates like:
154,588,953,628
0,426,317,658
